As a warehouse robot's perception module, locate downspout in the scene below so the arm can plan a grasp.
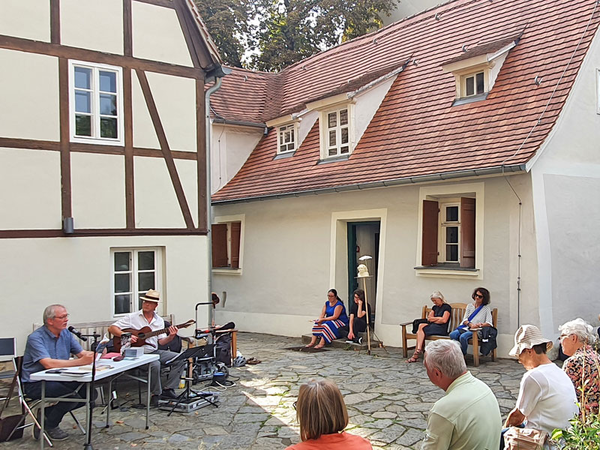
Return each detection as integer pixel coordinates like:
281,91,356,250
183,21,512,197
205,75,224,328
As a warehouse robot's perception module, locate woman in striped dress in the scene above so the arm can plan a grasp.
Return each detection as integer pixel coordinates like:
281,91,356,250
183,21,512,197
306,289,349,349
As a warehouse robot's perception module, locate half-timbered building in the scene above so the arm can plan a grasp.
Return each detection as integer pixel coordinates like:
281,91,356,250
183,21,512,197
0,0,224,351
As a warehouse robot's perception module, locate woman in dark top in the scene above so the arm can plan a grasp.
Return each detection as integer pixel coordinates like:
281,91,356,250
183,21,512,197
406,291,452,363
347,289,371,344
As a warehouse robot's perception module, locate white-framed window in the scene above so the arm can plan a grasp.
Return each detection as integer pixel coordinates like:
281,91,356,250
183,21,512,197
462,71,485,97
111,248,163,316
439,202,460,263
324,107,351,157
69,60,124,145
278,124,296,153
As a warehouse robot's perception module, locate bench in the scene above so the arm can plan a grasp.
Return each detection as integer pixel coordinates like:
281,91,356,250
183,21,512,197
400,303,498,367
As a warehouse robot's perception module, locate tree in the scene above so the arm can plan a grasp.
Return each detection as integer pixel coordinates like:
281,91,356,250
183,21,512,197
194,0,252,68
196,0,396,72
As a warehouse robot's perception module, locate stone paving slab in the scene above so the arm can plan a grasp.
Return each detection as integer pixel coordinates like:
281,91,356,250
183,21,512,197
2,332,526,449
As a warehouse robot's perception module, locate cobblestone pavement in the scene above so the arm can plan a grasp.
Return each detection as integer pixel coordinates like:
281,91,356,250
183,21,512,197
3,332,526,449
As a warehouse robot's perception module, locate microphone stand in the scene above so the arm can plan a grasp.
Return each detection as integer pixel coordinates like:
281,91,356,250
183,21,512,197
81,332,100,450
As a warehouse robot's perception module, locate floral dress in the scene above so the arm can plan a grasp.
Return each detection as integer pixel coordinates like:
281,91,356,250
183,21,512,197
563,344,600,414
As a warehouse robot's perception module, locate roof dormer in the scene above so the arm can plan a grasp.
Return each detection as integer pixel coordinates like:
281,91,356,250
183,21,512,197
442,34,520,106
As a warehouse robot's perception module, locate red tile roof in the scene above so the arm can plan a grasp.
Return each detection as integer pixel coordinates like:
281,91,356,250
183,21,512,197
211,0,600,203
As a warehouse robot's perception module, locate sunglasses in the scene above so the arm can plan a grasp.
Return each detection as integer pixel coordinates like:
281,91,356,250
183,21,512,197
473,293,484,299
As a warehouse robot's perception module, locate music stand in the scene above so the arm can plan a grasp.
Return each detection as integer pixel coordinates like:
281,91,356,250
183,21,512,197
163,346,219,416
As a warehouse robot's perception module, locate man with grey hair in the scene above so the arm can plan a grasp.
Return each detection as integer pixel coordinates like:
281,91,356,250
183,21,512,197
422,340,501,449
22,304,94,441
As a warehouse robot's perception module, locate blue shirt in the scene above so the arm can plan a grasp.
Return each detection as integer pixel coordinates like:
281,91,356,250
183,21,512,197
22,326,83,383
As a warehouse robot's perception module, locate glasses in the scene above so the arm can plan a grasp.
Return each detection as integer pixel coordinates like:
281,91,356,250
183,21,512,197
327,294,335,298
474,294,484,299
559,334,571,341
54,314,69,320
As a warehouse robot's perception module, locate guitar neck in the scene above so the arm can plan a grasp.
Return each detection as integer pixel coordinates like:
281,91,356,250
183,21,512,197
142,321,192,339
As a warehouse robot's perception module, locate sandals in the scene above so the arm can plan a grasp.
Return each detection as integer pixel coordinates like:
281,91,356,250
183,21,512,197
246,357,261,365
406,348,423,363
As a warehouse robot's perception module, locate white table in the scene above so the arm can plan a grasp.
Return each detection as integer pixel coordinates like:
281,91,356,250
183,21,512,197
30,354,159,449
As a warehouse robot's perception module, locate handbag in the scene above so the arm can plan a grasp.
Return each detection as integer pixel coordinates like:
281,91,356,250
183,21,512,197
412,318,429,334
504,427,548,450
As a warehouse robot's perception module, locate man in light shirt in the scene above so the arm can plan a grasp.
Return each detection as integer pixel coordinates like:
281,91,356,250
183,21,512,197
422,340,501,449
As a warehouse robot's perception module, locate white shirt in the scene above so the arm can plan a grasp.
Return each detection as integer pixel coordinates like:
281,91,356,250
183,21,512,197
112,310,166,352
462,303,493,326
516,363,579,434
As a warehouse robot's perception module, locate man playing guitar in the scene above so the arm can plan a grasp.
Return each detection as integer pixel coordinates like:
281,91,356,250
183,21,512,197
108,290,186,405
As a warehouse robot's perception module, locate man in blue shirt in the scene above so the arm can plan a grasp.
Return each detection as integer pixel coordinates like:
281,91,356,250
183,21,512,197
22,304,94,441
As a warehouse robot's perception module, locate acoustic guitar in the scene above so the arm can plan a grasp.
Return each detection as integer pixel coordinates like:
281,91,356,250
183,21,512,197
113,319,195,352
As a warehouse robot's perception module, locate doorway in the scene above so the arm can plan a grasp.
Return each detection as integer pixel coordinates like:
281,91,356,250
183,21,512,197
347,221,380,322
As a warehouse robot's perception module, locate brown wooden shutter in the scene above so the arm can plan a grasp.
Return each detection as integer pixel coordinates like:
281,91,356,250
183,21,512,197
212,224,228,268
422,200,439,266
460,197,476,268
230,221,241,269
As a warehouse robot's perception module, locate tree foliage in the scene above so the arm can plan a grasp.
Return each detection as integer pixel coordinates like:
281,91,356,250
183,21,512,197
195,0,396,72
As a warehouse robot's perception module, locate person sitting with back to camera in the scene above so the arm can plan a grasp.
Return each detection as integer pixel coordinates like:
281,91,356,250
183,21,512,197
305,289,349,349
406,291,452,363
449,287,493,355
286,378,372,449
346,289,372,345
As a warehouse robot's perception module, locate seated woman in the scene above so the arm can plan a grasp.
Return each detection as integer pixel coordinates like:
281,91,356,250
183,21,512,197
559,318,600,415
286,379,372,449
347,289,372,344
449,287,493,355
406,291,451,363
306,289,349,349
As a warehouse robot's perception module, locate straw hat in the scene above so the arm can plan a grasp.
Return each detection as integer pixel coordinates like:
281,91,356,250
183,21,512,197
509,324,553,357
140,289,160,303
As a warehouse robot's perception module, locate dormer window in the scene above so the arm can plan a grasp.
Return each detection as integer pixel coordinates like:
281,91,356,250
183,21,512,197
278,124,296,153
324,106,351,157
442,34,521,106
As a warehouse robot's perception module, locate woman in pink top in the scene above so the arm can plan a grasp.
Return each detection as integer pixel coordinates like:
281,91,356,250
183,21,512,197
286,379,372,450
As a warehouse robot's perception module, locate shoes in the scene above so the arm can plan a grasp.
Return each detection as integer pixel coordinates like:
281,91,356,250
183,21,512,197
345,340,354,344
357,337,363,345
46,427,69,441
160,389,178,400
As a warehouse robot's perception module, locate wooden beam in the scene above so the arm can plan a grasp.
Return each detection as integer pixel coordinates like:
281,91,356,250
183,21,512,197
135,69,196,230
0,34,203,79
174,0,214,70
134,0,174,8
0,138,198,160
196,77,208,232
59,57,71,220
124,67,135,229
173,0,200,68
123,0,133,57
0,228,207,239
50,0,60,44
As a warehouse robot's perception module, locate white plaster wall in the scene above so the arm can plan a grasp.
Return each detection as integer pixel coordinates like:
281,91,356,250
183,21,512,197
382,0,450,25
0,149,61,229
354,77,395,143
213,174,531,355
132,72,160,149
134,156,186,228
529,27,600,339
0,0,50,42
0,50,59,141
175,159,198,228
146,72,196,152
71,153,126,229
132,2,192,67
211,124,262,194
1,235,209,354
61,0,123,55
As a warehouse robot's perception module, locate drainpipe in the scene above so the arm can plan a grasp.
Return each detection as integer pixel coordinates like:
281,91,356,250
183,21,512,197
204,69,228,327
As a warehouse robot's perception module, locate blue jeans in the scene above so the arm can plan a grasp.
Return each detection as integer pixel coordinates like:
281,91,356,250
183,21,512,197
449,328,472,355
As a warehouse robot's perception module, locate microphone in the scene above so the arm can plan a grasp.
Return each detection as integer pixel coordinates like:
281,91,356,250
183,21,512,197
68,326,88,342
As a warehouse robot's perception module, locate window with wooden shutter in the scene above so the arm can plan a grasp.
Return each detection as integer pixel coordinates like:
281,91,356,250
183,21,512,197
212,224,228,268
422,200,439,266
230,222,241,269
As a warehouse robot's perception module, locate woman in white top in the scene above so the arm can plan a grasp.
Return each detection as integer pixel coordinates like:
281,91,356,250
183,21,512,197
449,287,493,355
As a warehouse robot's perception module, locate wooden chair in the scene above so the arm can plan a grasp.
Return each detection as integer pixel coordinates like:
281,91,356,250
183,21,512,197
400,303,498,366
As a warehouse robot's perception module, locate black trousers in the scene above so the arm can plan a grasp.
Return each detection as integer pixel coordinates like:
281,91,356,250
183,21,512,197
24,381,91,429
352,318,367,334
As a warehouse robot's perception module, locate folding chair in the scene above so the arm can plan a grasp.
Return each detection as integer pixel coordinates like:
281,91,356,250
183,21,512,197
0,338,17,402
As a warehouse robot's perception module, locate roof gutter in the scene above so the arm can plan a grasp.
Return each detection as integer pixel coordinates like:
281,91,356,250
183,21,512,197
211,118,266,129
212,164,527,205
